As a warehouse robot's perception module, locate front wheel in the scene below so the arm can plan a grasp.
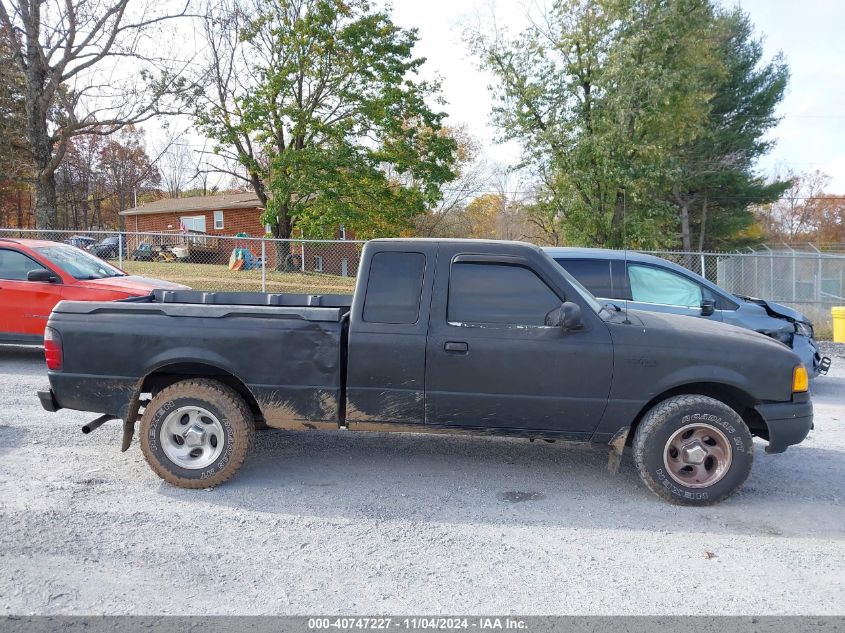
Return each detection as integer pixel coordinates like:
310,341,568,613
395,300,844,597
139,379,254,488
632,395,753,506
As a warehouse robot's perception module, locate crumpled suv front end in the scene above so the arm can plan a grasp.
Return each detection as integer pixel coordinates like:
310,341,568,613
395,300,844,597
730,297,830,378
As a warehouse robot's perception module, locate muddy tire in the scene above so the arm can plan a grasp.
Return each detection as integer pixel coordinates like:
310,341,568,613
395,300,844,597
139,379,254,489
633,395,754,506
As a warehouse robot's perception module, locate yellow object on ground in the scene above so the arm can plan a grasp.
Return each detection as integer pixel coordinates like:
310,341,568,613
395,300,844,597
833,306,845,343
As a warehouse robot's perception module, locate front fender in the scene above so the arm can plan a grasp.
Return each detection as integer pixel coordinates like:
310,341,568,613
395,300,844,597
648,364,755,400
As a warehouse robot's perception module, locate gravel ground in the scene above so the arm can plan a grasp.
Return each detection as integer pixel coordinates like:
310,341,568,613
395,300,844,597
0,344,844,615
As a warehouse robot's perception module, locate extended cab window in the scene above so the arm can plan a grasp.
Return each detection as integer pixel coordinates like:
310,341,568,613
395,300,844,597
628,264,703,307
0,249,46,281
363,251,426,324
555,259,613,298
448,262,560,326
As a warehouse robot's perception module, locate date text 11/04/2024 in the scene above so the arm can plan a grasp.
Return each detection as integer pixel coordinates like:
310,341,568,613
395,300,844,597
307,618,528,630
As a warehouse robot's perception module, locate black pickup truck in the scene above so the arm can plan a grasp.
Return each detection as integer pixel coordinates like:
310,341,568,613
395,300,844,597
38,239,813,505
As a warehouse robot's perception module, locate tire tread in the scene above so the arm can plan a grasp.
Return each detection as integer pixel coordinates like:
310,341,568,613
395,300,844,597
632,395,753,506
139,378,254,489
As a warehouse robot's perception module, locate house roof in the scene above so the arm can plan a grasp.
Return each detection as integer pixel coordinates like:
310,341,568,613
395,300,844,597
119,192,263,216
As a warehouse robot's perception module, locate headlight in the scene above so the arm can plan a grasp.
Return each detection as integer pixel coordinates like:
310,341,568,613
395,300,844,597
794,322,813,338
770,329,794,345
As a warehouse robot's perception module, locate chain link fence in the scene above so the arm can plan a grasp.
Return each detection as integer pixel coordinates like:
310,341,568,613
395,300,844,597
644,249,845,336
0,228,363,295
3,228,844,336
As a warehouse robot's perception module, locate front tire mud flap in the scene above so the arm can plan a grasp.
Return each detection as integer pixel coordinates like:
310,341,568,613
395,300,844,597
607,426,630,475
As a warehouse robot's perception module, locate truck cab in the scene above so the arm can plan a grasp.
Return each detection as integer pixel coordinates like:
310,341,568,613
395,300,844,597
346,239,612,438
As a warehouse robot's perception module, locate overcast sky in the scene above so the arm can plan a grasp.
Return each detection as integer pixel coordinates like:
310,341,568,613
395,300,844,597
385,0,845,191
161,0,845,193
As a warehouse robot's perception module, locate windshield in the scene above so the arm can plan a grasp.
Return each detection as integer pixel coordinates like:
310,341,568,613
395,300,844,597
539,251,605,314
35,245,126,280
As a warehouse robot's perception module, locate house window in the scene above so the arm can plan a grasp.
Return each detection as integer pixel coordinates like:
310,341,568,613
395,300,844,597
214,210,224,230
314,255,324,272
180,215,206,233
339,224,346,240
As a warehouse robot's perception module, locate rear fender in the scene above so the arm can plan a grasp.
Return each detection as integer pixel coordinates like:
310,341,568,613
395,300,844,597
144,347,243,378
119,349,257,451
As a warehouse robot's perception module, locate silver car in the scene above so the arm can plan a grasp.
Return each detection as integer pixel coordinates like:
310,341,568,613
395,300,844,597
544,247,830,377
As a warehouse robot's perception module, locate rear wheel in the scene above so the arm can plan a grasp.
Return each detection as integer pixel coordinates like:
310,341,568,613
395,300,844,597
139,379,254,488
633,395,753,506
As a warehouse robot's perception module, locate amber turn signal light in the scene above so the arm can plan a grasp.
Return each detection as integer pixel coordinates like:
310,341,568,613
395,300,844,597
792,365,809,393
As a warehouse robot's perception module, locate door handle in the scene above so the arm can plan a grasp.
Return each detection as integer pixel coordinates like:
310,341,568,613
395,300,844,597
444,341,468,353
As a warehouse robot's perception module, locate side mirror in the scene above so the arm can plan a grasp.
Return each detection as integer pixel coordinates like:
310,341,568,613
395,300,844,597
700,298,716,317
27,269,59,283
546,301,584,330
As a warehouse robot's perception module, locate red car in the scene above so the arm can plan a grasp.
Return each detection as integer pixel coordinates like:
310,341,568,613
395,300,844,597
0,238,189,345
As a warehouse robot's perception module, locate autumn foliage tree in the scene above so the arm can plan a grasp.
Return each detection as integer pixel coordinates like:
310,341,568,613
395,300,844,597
758,171,845,244
0,34,28,183
53,126,159,230
100,126,161,228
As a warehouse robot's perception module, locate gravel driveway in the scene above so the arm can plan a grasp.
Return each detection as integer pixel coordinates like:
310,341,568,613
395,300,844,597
1,344,844,615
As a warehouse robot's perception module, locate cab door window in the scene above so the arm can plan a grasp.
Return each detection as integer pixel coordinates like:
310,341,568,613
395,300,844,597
448,262,561,326
628,264,703,307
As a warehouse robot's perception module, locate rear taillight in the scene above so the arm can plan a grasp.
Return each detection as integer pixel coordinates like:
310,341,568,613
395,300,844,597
44,327,63,371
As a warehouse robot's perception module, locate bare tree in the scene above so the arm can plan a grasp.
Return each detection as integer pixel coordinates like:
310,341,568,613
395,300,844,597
0,0,193,229
55,131,105,229
489,166,533,241
415,126,493,237
157,137,194,198
192,0,267,206
191,164,222,197
187,138,223,196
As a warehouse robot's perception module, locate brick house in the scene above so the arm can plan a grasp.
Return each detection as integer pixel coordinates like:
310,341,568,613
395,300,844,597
119,192,361,276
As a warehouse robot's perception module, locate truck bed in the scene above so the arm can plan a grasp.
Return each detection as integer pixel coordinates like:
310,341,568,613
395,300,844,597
47,292,351,427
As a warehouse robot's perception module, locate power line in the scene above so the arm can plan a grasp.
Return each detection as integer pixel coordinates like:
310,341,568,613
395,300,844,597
438,189,845,201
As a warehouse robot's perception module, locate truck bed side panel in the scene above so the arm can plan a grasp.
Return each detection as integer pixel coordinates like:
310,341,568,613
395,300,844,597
47,303,345,425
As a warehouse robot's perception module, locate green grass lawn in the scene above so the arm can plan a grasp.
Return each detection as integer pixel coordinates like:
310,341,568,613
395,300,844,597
121,260,357,294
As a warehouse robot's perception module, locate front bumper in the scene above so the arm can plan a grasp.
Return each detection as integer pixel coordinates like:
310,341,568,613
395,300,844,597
755,395,813,454
793,334,830,377
38,389,61,412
